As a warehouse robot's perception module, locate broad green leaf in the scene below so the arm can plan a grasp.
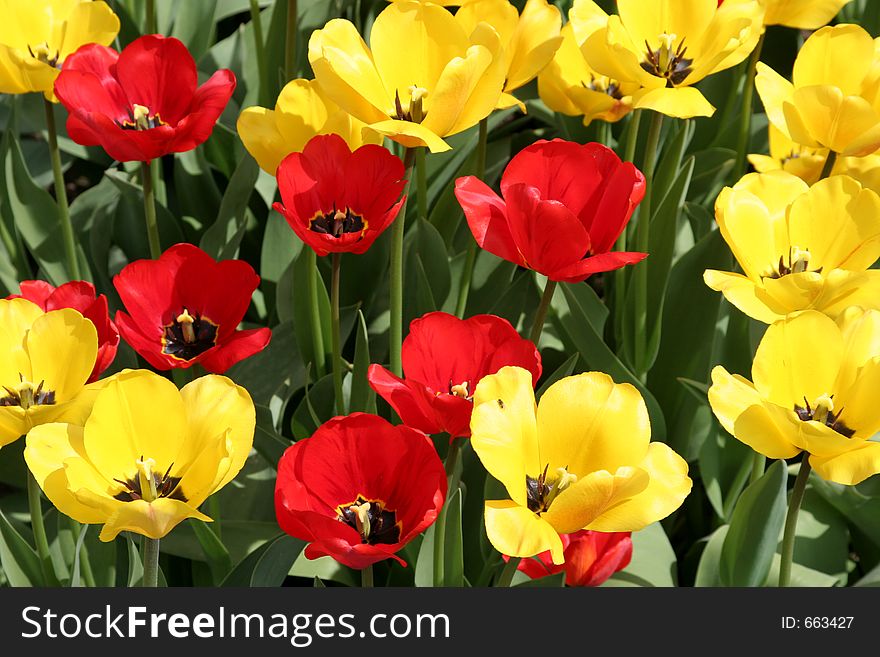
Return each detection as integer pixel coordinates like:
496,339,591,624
603,522,677,587
250,534,306,587
350,309,376,414
0,507,43,586
192,519,233,585
200,153,260,259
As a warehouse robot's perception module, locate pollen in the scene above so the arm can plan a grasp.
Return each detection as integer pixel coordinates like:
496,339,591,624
136,457,159,503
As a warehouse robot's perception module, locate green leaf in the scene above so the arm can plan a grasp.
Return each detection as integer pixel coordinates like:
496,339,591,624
171,0,218,60
222,533,305,587
694,525,729,587
514,571,566,587
191,519,233,585
720,459,788,586
404,218,451,323
200,153,260,259
0,507,43,586
288,249,331,369
536,352,579,398
603,522,677,587
442,488,464,587
349,309,375,414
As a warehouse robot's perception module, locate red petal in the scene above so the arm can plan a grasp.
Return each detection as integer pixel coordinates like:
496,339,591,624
11,280,55,308
551,251,648,283
503,183,592,280
343,142,406,221
367,363,449,436
115,35,197,125
55,44,128,119
197,327,271,373
454,176,523,266
115,310,177,370
564,530,633,587
500,139,601,219
169,69,236,152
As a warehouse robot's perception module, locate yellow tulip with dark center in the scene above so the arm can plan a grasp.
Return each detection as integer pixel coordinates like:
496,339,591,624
24,369,255,542
308,0,507,153
0,299,102,449
709,308,880,485
470,367,691,563
538,12,638,126
749,124,880,191
756,24,880,157
0,0,119,100
704,171,880,323
237,78,382,175
453,0,563,110
578,0,764,118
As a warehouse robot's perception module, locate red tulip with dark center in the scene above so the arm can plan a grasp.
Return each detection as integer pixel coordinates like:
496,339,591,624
273,133,406,256
367,311,542,439
53,34,235,162
113,243,271,372
454,139,647,283
8,280,119,382
274,413,446,569
512,530,633,587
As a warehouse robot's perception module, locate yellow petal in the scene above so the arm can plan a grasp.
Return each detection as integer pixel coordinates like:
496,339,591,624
93,497,211,542
583,21,659,90
536,372,650,478
0,407,26,449
180,375,255,492
755,61,795,139
24,423,107,524
82,370,187,487
809,441,880,486
751,310,843,409
505,0,563,92
764,0,853,30
308,18,392,125
585,443,692,532
708,365,761,437
836,306,880,384
0,298,42,388
833,357,880,441
792,24,873,96
759,270,880,319
632,86,716,119
484,499,564,563
703,269,784,323
55,0,119,60
236,107,289,175
542,466,648,533
733,402,802,459
789,86,880,156
27,308,96,403
616,0,715,60
471,366,540,507
368,118,451,152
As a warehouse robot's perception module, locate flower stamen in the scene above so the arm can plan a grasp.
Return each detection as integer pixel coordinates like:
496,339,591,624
641,33,693,87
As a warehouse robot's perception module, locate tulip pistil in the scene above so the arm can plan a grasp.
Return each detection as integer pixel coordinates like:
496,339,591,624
448,380,472,401
526,464,578,514
27,42,60,68
162,309,218,361
641,34,693,88
119,104,167,131
0,375,55,410
393,86,429,123
310,208,366,238
794,394,855,438
584,75,624,100
113,457,185,502
768,246,820,278
338,495,401,545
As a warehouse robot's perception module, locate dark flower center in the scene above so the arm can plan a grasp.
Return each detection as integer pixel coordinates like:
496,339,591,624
640,34,693,88
337,495,401,545
584,74,624,100
0,375,55,409
310,208,365,238
118,104,168,131
162,308,218,361
113,456,187,503
526,464,577,515
765,247,821,279
28,42,60,68
794,394,855,438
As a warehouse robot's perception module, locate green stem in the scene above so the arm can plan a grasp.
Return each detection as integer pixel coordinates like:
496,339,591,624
614,110,643,346
633,111,663,378
306,249,327,379
529,278,557,345
142,537,160,587
750,452,766,485
415,147,428,222
623,109,643,164
596,120,612,148
285,0,298,80
70,520,96,587
445,437,463,491
27,469,54,584
819,150,838,180
454,118,488,319
145,0,156,33
249,0,269,107
141,161,161,259
330,252,345,415
495,556,520,587
433,437,464,587
779,457,812,588
390,149,417,377
44,99,80,281
361,564,373,588
734,32,765,178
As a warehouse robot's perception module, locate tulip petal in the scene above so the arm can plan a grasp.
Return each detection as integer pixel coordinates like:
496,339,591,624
505,0,563,92
756,62,796,139
170,69,236,153
765,0,853,30
633,86,715,119
94,496,211,542
0,298,42,388
551,251,647,283
454,176,523,266
197,328,272,374
56,0,120,60
617,0,715,60
809,441,880,486
789,86,880,156
833,358,880,441
484,499,565,564
792,24,873,96
703,269,783,323
733,402,802,459
27,308,97,403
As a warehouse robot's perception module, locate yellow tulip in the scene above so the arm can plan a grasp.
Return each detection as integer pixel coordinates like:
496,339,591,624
756,24,880,157
704,172,880,323
538,16,637,126
308,0,507,153
749,124,880,192
578,0,764,118
709,308,880,485
760,0,853,30
0,0,119,100
470,367,691,563
0,299,102,449
25,369,255,542
454,0,563,109
237,78,382,175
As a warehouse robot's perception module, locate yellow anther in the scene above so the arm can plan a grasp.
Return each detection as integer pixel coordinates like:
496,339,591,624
132,104,152,130
176,308,196,344
450,382,470,399
554,467,578,493
812,394,834,424
136,457,158,502
16,380,35,410
352,501,372,540
408,85,429,123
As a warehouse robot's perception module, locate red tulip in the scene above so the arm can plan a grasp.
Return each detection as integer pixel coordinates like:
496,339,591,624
8,280,119,382
368,312,541,439
273,134,406,256
513,530,633,587
454,139,646,283
54,35,235,162
113,243,270,372
275,413,446,569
